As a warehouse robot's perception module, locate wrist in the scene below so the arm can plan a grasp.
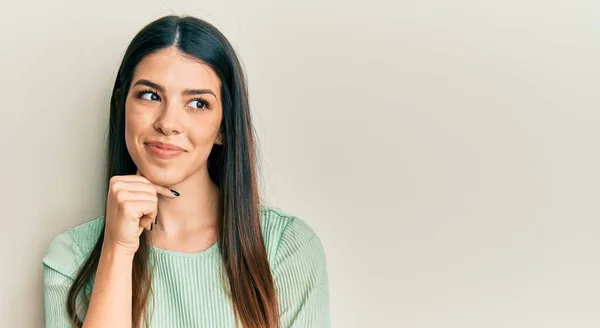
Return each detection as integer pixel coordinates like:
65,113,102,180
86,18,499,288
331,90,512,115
102,237,137,259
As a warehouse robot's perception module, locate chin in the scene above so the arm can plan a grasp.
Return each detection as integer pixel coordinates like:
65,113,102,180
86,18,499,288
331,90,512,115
140,165,185,187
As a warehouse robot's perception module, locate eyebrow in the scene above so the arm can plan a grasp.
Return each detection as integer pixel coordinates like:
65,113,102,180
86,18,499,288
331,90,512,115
132,79,217,98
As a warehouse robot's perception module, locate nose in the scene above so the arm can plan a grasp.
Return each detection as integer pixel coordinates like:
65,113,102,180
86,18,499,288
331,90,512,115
153,99,182,135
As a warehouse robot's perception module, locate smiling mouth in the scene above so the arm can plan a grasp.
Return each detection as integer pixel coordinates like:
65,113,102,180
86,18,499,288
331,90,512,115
145,143,185,159
145,141,184,151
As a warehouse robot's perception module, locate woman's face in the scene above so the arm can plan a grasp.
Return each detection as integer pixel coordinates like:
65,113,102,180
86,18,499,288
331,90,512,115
124,47,223,186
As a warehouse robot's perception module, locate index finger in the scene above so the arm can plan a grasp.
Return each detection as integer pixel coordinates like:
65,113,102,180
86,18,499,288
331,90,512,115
155,184,178,199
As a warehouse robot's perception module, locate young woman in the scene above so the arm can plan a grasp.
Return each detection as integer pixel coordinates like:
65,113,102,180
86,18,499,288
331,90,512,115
42,15,330,328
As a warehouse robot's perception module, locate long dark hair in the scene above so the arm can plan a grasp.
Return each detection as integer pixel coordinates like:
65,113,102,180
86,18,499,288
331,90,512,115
66,15,279,328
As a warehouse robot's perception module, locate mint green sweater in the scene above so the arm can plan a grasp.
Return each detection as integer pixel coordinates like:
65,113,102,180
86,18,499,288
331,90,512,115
42,206,330,328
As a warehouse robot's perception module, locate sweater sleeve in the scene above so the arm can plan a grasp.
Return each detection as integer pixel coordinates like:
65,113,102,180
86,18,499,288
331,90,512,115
272,217,331,328
42,229,85,328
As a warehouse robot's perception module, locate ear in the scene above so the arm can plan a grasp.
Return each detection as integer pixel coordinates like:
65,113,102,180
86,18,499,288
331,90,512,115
215,132,224,146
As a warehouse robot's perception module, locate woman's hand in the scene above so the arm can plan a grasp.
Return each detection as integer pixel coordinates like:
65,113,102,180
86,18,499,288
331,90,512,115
103,171,177,255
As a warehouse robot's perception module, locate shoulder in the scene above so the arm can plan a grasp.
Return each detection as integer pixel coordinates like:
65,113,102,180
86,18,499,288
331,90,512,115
259,204,321,253
42,215,105,277
260,205,330,324
259,205,327,272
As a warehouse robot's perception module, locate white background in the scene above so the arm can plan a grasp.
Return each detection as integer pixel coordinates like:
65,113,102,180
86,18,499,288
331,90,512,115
0,1,598,327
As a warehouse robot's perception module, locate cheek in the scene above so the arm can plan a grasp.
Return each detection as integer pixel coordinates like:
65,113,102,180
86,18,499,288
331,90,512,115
187,130,213,147
124,112,138,143
124,116,137,157
193,119,221,142
124,104,151,154
125,104,152,135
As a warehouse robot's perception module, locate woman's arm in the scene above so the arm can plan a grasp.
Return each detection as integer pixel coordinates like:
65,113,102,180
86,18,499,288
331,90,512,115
43,266,72,328
82,242,134,328
83,172,176,327
43,230,81,328
273,217,331,328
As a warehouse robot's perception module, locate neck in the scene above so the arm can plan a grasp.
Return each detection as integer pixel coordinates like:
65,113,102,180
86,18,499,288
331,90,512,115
151,166,220,239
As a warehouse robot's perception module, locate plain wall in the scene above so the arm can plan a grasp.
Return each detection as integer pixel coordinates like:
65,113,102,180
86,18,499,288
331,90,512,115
1,0,599,327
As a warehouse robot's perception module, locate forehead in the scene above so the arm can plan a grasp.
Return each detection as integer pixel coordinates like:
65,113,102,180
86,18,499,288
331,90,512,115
131,47,221,96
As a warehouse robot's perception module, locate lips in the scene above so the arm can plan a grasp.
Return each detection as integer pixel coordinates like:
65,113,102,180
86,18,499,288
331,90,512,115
145,141,185,159
145,141,185,151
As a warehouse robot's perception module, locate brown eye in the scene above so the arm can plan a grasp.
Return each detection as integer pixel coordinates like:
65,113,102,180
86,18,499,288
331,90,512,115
137,90,160,101
188,98,211,110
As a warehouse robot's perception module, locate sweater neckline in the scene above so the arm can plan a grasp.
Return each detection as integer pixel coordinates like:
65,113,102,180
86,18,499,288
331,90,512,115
148,240,220,258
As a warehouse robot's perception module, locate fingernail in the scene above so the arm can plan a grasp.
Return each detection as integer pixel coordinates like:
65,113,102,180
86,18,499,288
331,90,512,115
154,216,158,225
171,189,180,196
150,224,153,231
